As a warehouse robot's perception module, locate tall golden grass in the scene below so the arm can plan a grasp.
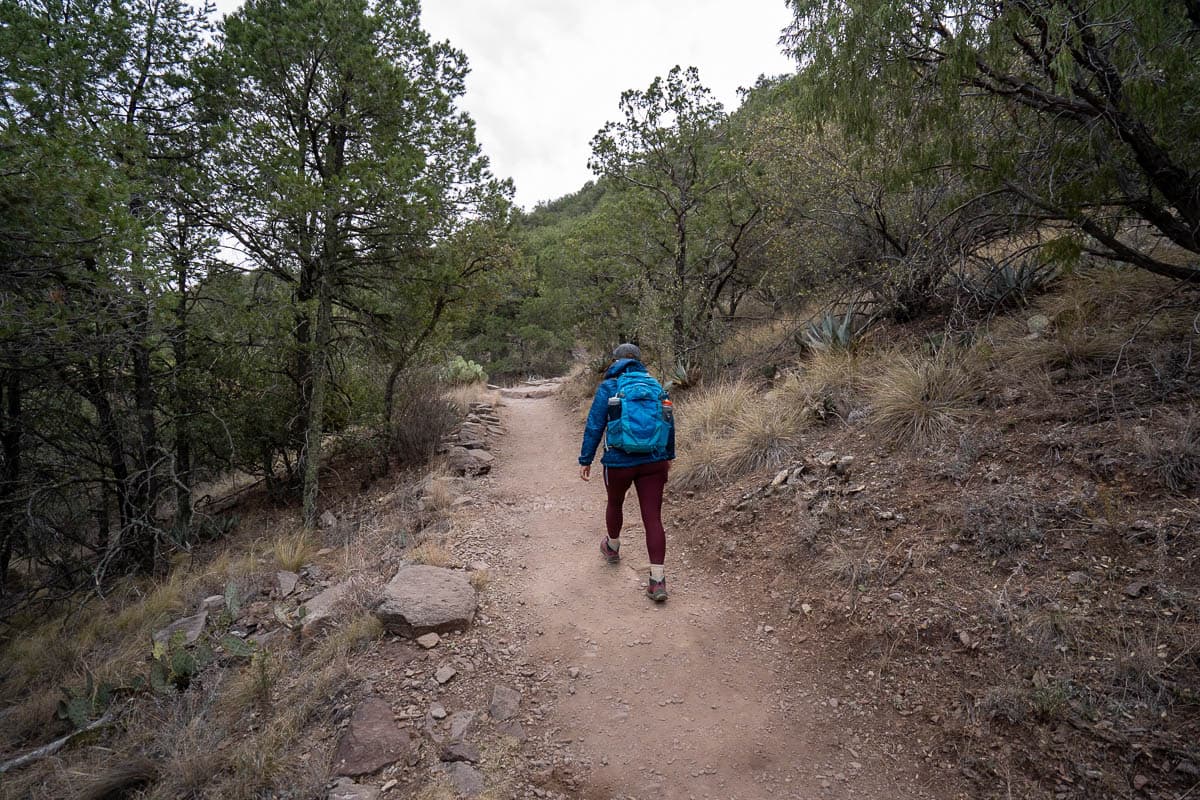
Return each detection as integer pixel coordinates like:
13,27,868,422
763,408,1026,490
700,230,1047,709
672,379,803,487
869,350,978,447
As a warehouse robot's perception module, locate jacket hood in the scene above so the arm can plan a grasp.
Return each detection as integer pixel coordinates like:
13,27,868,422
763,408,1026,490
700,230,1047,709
604,358,645,379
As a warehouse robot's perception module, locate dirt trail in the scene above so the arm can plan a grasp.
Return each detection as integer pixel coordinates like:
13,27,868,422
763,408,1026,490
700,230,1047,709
482,394,927,800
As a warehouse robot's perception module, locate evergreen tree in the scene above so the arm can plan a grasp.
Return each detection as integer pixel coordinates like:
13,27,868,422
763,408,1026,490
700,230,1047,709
207,0,509,526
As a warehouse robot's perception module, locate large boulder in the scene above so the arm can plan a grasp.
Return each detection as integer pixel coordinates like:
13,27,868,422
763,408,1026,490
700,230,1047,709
374,565,477,637
331,697,414,777
446,447,494,476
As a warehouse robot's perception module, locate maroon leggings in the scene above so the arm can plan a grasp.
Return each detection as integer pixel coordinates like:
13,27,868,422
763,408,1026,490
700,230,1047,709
603,460,669,565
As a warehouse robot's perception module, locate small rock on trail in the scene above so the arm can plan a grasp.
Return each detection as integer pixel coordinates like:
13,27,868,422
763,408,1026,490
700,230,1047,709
331,697,414,777
373,564,477,637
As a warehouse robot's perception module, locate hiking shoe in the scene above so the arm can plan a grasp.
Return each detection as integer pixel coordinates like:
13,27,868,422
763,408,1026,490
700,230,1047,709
646,576,668,603
600,538,620,564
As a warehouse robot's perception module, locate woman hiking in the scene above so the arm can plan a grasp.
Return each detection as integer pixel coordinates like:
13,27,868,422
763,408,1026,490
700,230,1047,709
578,343,675,602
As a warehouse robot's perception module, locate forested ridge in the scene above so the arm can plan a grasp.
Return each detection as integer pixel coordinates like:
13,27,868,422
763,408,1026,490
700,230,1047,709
1,1,1199,798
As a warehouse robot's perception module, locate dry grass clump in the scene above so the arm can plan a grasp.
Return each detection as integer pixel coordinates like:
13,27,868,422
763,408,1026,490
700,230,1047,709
444,380,498,412
962,484,1045,556
390,378,461,467
666,381,757,488
0,688,63,751
273,530,316,572
671,379,803,487
314,612,384,662
671,436,727,490
772,348,870,422
469,568,492,592
205,650,352,799
560,363,602,412
678,379,756,438
407,539,456,567
421,466,459,517
869,350,978,447
990,265,1186,376
1138,411,1200,493
721,402,802,475
715,318,791,367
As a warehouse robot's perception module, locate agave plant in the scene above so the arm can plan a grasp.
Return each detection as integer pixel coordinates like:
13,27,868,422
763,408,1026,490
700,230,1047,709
960,258,1059,310
663,360,699,392
801,304,875,352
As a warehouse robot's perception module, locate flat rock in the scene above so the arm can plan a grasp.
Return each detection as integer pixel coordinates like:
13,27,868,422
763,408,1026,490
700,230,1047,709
277,570,300,597
153,611,208,646
1067,571,1090,586
374,565,477,637
199,595,226,613
1124,581,1151,598
499,385,556,399
440,740,481,764
447,710,478,742
331,697,413,777
416,632,441,649
302,581,351,639
495,719,526,741
328,777,380,800
488,685,521,722
439,762,485,796
435,665,458,685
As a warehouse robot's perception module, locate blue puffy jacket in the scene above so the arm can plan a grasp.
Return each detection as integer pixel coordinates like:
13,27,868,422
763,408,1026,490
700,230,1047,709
578,358,676,468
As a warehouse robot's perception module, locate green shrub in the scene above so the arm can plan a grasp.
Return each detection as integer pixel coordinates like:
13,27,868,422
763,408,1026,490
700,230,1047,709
442,356,487,385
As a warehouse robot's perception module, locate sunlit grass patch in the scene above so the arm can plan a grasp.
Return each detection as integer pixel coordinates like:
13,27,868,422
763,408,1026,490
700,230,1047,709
445,380,498,412
407,539,456,568
677,379,756,439
273,531,316,572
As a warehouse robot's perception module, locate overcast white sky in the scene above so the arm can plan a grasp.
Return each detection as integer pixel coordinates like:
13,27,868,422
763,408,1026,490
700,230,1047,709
211,1,797,209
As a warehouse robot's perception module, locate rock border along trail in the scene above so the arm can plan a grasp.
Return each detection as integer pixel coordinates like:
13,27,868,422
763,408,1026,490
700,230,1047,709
474,389,928,800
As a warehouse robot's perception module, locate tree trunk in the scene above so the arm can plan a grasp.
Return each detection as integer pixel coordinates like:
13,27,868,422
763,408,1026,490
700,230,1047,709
301,270,331,529
130,334,160,571
672,206,689,365
171,250,193,538
0,370,21,595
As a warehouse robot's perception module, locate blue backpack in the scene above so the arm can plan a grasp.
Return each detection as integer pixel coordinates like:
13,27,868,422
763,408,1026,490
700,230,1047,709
606,372,671,454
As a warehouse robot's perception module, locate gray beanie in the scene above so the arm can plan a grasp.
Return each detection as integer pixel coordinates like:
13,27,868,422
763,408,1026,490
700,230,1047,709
612,342,641,360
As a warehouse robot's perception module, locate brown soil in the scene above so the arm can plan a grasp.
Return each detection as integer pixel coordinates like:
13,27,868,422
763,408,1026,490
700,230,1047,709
476,394,955,799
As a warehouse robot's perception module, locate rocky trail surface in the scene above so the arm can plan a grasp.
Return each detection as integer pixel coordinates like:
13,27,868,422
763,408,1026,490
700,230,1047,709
435,388,938,800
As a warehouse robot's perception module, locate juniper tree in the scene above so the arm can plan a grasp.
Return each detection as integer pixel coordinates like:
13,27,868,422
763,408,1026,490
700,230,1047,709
207,0,508,527
589,66,763,365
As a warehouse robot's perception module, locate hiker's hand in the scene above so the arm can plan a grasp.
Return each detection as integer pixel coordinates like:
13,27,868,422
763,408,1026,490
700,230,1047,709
579,465,591,481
